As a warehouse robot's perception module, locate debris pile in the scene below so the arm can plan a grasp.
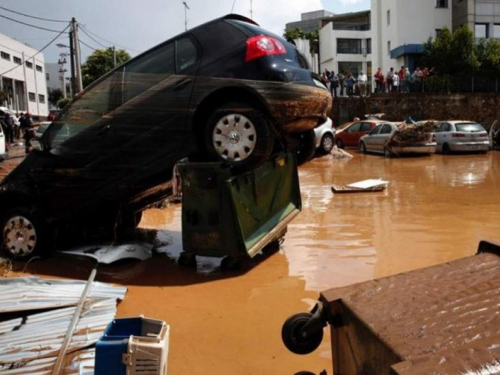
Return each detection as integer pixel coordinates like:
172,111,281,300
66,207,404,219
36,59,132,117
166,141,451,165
386,121,438,148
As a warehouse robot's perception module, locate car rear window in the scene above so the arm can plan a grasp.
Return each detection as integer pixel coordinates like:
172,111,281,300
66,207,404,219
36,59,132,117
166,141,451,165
455,123,485,132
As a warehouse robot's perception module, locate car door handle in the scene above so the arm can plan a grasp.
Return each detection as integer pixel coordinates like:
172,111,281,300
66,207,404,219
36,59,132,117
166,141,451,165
97,124,112,135
174,78,192,91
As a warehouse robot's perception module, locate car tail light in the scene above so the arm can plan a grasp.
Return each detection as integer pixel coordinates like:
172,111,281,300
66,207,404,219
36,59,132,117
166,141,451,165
432,134,436,142
245,35,287,62
452,133,466,138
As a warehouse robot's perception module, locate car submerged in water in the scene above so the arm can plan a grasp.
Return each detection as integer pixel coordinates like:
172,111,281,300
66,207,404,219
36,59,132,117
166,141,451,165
0,14,331,259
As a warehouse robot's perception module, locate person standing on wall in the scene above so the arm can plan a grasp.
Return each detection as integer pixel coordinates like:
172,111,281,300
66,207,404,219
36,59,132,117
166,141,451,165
2,113,14,149
386,67,395,92
345,72,356,97
330,71,339,98
338,71,345,96
374,68,384,93
357,71,368,97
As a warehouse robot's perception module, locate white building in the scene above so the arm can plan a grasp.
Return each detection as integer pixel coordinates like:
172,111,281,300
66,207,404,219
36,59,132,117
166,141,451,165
371,0,451,73
319,11,372,79
0,32,48,119
319,1,453,87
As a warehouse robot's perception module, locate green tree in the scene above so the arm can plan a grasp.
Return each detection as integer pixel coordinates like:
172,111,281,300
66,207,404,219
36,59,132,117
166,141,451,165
422,28,453,74
283,28,319,54
56,97,71,109
477,38,500,76
81,47,131,88
451,26,479,75
48,88,63,107
0,90,8,104
283,28,305,43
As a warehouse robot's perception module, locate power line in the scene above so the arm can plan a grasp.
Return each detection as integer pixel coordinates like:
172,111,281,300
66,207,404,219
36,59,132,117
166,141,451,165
79,25,141,53
0,24,70,76
231,0,237,13
79,39,99,51
78,26,108,49
0,14,69,34
0,5,67,23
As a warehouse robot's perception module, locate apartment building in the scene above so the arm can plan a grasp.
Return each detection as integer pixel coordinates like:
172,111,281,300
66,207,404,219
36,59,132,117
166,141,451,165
453,0,500,38
0,32,48,119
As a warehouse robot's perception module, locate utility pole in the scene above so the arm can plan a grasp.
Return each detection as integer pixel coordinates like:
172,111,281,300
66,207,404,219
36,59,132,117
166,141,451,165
72,17,83,93
250,0,253,19
182,1,190,31
68,30,76,97
113,46,117,68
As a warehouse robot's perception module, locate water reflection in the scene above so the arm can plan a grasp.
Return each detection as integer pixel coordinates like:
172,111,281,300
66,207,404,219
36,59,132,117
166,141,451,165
284,151,500,292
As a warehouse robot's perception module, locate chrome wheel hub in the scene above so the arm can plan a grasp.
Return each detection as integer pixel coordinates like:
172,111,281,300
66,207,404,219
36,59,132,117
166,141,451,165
3,216,37,256
213,114,257,162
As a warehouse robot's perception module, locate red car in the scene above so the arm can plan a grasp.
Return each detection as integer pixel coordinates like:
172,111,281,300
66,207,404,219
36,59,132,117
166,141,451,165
334,120,385,149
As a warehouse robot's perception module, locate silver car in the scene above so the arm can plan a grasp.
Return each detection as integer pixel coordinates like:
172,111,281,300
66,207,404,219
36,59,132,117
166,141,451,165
359,123,436,157
435,121,489,153
314,118,335,153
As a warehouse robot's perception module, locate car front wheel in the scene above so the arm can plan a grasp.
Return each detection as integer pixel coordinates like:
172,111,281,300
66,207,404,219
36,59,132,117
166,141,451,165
205,103,274,167
320,133,334,153
1,207,47,259
359,142,366,153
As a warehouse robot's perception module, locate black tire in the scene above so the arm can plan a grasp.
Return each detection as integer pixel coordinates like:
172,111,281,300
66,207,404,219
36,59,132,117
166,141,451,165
320,133,334,154
282,312,324,355
220,256,243,271
336,138,344,149
205,102,275,167
443,143,451,154
295,130,316,165
1,207,47,260
178,252,197,268
119,210,143,232
359,142,366,154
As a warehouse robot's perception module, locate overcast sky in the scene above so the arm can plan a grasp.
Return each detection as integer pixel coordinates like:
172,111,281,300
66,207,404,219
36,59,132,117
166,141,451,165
0,0,370,64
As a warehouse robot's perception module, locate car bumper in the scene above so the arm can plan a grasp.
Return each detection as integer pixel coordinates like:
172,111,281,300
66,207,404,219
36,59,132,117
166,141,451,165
393,144,436,154
450,141,489,152
264,82,332,133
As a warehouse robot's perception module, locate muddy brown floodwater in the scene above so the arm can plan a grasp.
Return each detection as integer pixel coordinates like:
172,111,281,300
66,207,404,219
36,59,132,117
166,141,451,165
14,150,500,374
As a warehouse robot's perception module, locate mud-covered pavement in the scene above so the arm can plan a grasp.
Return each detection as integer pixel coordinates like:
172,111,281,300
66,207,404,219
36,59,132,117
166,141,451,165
8,151,500,374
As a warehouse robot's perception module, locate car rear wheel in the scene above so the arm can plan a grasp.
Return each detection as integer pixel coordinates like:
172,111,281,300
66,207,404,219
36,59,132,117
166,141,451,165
442,143,451,154
205,103,274,167
384,147,392,158
320,133,334,153
359,142,366,154
336,139,344,149
1,207,47,259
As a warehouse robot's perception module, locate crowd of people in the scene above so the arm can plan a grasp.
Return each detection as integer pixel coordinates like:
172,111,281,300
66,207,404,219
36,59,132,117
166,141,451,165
0,112,36,155
322,66,435,98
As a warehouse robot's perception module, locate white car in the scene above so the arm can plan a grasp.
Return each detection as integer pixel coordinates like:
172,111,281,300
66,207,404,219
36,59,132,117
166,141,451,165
359,122,436,157
314,118,335,153
435,121,489,153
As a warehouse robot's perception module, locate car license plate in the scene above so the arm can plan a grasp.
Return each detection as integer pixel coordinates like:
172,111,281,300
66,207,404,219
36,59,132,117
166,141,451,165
467,145,481,150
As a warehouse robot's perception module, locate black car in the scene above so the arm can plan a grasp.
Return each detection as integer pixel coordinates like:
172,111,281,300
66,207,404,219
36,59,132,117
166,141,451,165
0,14,331,259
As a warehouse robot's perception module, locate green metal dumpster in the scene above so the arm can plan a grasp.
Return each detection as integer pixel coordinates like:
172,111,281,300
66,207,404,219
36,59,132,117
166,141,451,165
177,152,301,267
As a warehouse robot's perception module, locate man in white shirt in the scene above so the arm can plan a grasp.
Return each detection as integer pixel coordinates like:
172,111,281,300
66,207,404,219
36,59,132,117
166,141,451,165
357,71,368,97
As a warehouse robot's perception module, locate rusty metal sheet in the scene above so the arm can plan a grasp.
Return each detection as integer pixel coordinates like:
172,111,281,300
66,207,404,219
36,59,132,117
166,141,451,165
320,251,500,374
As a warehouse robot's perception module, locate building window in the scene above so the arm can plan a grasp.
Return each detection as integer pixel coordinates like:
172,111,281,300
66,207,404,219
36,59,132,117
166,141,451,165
387,10,390,26
366,38,372,54
26,61,33,69
337,38,362,54
388,41,391,56
38,94,45,103
36,65,43,73
494,24,500,39
46,73,50,81
436,0,448,8
28,92,36,102
13,56,21,65
1,51,10,61
436,29,443,37
475,23,489,38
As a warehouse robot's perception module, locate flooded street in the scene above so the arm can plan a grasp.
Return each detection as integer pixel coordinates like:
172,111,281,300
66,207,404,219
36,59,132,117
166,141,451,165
15,151,500,374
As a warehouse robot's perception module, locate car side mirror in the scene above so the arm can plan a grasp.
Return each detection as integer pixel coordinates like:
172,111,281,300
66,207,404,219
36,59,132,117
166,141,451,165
30,138,43,152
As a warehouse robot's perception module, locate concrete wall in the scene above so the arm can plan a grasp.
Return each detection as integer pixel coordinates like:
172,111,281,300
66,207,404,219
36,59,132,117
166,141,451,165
331,93,500,129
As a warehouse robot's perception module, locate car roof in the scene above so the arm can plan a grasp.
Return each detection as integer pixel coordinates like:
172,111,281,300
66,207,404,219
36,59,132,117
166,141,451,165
444,120,478,124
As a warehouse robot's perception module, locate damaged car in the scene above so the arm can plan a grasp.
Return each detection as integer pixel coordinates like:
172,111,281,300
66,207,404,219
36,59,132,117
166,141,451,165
0,14,331,259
